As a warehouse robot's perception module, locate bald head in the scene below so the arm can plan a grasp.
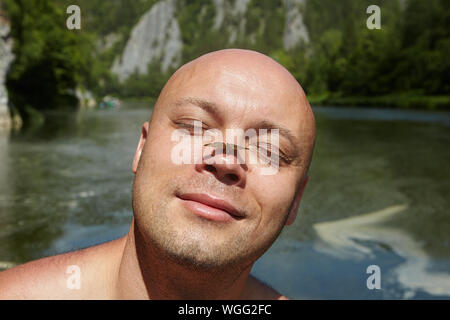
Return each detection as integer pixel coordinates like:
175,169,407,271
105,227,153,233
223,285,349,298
152,48,316,175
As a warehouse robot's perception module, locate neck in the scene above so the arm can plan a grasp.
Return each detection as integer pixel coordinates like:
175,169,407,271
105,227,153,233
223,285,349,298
115,220,253,299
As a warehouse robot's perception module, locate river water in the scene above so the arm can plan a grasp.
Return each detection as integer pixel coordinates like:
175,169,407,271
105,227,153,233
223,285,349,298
0,102,449,299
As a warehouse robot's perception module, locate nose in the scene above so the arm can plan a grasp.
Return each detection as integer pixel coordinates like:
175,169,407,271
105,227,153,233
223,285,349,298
195,145,247,187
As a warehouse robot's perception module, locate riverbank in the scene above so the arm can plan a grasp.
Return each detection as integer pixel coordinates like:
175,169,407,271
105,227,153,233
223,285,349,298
118,96,157,105
117,94,450,111
3,93,448,132
308,94,450,111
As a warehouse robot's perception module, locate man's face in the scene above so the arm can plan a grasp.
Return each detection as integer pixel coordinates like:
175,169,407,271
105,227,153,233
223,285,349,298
131,50,315,271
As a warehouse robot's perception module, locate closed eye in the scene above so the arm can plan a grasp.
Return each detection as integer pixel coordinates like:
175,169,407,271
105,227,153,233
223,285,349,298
174,120,207,134
251,143,292,164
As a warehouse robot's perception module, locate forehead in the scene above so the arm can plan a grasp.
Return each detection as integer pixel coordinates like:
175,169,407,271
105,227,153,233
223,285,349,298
161,57,306,133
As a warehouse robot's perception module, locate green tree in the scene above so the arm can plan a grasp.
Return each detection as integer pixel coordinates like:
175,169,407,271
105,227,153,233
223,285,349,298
3,0,94,122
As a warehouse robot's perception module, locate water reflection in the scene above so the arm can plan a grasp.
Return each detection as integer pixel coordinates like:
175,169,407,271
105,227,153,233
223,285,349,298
314,204,450,297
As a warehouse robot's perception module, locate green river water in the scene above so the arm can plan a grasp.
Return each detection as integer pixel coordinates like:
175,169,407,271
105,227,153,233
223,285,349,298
0,102,449,299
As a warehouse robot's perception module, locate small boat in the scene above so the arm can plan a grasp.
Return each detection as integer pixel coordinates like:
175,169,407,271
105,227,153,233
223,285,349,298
99,96,121,109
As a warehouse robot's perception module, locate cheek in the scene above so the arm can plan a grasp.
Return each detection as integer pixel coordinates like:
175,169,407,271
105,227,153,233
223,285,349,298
133,128,183,203
133,128,180,213
143,128,181,174
252,174,297,226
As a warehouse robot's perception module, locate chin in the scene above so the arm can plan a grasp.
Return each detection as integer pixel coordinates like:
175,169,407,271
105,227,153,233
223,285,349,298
155,224,252,271
133,195,261,271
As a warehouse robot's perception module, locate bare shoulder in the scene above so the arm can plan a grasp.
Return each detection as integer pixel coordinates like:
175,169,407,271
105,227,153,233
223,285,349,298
242,275,289,300
0,237,125,300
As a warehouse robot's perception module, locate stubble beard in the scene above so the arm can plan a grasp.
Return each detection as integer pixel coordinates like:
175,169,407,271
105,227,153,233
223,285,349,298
131,170,289,276
132,182,258,273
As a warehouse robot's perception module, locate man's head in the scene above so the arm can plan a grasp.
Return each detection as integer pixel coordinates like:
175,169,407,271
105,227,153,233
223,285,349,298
131,49,315,272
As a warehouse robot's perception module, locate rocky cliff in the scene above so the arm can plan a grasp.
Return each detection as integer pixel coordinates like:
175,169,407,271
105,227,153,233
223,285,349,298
284,0,309,50
112,0,309,82
111,0,182,83
0,13,13,131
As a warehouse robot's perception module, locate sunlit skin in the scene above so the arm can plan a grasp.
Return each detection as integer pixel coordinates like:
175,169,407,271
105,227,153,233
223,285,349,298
0,49,316,300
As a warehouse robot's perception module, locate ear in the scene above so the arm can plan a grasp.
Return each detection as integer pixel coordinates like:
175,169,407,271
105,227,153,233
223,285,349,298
285,175,309,226
132,122,149,174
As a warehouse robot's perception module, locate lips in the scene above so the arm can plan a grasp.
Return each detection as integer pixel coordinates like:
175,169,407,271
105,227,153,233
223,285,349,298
177,193,245,222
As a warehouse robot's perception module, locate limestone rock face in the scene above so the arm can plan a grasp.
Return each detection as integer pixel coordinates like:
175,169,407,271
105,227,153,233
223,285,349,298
111,0,182,83
283,0,309,50
111,0,309,82
0,14,14,130
213,0,251,43
212,0,309,48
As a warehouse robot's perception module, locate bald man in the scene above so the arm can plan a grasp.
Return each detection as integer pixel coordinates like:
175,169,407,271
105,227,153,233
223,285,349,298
0,49,316,300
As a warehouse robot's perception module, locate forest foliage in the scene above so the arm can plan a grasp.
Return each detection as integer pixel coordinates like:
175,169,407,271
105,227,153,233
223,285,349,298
1,0,449,121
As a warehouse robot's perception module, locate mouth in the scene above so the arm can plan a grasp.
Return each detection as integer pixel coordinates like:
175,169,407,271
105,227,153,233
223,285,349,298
176,193,245,222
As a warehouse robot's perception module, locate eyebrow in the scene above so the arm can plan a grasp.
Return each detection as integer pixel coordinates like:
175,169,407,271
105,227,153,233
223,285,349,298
252,120,300,157
173,97,223,121
174,96,300,156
